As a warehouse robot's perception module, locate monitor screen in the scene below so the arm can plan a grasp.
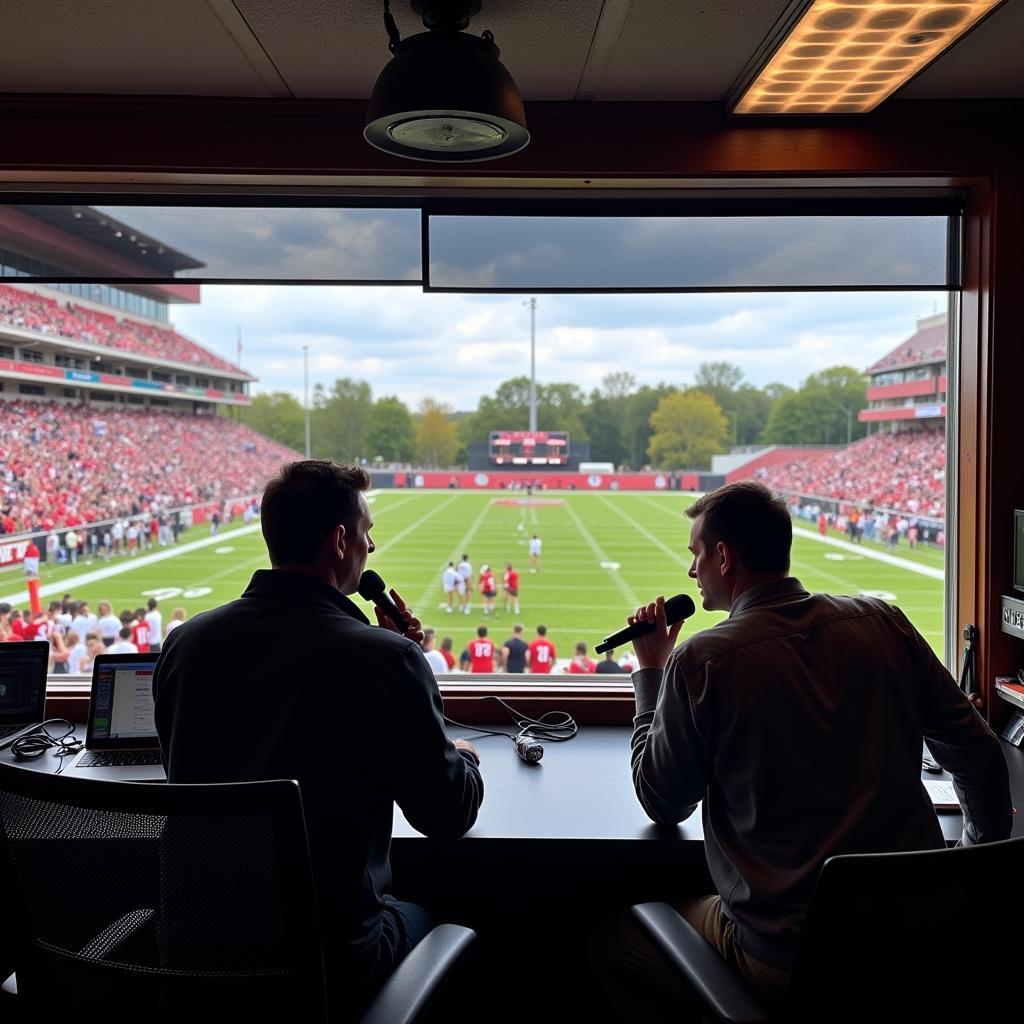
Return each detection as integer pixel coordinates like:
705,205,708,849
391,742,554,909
90,660,159,742
0,645,47,721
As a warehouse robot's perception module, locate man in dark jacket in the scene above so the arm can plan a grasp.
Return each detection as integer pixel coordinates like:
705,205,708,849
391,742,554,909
154,460,483,1008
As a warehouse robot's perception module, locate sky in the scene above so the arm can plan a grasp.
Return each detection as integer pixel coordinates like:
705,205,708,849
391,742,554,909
171,286,948,413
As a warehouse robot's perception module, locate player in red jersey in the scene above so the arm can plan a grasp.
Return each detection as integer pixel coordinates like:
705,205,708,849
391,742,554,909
503,562,520,614
130,606,151,653
527,624,556,674
478,565,497,616
468,626,495,673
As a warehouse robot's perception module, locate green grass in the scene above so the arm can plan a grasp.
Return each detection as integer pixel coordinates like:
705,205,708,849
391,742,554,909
0,491,945,660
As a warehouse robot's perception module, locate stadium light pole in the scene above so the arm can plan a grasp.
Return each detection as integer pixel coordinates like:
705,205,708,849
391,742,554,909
823,396,853,445
302,345,311,458
524,296,537,432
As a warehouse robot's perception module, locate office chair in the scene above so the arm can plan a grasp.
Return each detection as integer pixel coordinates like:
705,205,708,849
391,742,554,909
0,762,474,1023
632,833,1024,1022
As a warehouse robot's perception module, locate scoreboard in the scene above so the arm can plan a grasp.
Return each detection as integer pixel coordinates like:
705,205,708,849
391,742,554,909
488,430,569,465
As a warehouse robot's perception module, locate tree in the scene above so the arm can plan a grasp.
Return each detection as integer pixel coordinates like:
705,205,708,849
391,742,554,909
310,377,372,463
623,383,675,467
647,390,729,470
693,361,744,395
761,365,867,445
366,396,415,463
416,398,458,467
239,392,305,452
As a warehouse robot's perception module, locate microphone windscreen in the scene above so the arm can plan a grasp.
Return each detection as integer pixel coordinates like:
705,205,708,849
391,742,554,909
357,570,387,601
664,593,696,624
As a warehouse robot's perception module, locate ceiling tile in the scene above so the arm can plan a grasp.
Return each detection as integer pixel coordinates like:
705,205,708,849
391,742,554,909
594,0,790,101
0,0,277,96
236,0,604,99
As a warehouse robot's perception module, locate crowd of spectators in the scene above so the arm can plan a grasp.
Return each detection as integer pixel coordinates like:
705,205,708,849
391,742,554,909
758,429,946,519
0,399,299,535
0,284,243,375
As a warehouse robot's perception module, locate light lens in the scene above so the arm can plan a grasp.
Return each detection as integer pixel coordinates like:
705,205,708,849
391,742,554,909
735,1,1004,114
388,115,507,152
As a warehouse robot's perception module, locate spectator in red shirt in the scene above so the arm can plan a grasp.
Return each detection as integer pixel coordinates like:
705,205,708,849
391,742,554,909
439,636,456,671
527,624,557,674
468,626,495,673
566,641,596,674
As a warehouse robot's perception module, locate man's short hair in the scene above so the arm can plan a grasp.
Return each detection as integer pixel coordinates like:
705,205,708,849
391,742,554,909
261,460,371,566
686,480,792,574
536,624,547,636
477,626,488,638
513,624,523,634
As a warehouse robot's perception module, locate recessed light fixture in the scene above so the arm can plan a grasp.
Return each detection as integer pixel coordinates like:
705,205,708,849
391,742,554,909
731,0,1006,114
364,0,529,162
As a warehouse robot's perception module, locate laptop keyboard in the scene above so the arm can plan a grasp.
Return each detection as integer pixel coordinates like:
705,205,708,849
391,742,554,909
0,723,29,738
77,749,163,768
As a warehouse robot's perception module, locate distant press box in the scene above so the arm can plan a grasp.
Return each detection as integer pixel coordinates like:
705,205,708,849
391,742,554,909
488,430,569,466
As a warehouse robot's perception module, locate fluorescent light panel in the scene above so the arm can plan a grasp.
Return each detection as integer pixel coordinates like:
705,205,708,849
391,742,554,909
734,0,1005,115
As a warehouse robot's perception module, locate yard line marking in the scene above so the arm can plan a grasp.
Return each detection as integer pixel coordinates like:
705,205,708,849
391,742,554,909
597,496,691,572
791,526,944,580
412,497,497,611
619,496,945,582
371,494,461,557
0,522,265,606
561,499,641,609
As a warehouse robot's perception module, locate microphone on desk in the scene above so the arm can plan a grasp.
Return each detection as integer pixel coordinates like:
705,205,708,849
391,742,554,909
594,594,697,654
514,732,544,764
358,570,412,636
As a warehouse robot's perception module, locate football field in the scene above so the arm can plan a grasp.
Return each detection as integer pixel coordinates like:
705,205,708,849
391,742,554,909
1,490,946,661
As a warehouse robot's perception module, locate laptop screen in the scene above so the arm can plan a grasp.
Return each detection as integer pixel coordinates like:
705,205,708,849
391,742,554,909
89,656,160,745
0,642,49,724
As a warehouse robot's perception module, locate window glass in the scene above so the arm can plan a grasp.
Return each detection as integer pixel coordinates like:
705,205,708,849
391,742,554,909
427,215,951,291
0,202,952,679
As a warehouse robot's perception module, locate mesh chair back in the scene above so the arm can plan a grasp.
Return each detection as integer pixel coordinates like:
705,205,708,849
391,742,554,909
790,835,1024,1019
0,763,327,1022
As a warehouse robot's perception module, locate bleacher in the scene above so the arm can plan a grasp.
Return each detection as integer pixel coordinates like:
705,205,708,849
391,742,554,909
758,429,946,518
0,284,242,375
0,399,298,533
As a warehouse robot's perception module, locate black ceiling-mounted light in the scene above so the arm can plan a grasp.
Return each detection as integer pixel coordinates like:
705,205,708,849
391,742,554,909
364,0,529,162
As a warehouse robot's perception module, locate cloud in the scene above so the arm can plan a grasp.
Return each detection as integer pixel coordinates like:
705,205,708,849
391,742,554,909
171,286,948,411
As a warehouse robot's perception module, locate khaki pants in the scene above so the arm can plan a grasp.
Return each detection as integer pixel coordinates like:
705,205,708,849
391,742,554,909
678,895,790,1004
592,895,790,1022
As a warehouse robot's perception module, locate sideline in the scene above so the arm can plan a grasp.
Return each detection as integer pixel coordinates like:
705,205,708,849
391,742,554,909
0,489,385,605
791,525,944,580
0,522,264,606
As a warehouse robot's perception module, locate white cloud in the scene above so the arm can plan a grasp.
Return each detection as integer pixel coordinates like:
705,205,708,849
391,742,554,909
171,286,947,411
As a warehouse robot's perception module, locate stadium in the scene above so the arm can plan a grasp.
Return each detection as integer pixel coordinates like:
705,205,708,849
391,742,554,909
0,205,948,665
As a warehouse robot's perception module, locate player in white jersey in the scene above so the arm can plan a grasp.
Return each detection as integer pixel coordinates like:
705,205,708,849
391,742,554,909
442,562,460,613
457,554,473,614
529,534,542,572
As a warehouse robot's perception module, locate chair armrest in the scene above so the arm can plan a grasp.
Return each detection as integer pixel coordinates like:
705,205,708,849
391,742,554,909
631,903,767,1024
359,924,475,1024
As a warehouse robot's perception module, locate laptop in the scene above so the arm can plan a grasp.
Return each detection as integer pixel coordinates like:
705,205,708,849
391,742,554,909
0,641,49,749
65,652,166,781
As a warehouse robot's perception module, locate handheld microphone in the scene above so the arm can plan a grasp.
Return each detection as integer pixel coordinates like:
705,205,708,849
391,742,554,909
594,593,696,654
514,733,544,764
357,570,411,636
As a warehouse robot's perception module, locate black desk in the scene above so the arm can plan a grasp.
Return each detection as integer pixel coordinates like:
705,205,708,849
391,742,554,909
392,725,970,847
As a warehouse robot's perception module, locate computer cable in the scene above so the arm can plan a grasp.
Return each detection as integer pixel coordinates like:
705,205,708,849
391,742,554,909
444,696,577,764
10,719,83,774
